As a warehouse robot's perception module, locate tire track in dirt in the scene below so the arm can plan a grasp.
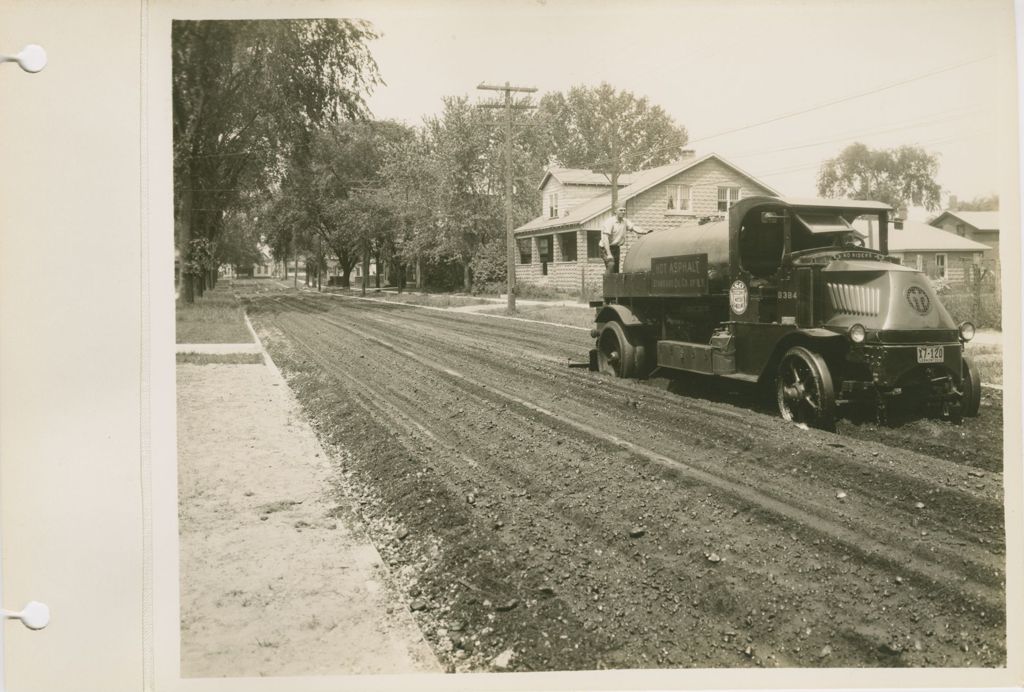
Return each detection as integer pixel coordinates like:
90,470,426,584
247,291,1007,669
271,295,1004,565
263,295,1004,603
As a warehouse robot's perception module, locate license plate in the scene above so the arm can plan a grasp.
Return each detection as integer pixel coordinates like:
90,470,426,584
917,345,944,363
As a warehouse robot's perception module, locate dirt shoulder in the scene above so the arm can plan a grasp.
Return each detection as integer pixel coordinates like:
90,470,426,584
177,360,440,677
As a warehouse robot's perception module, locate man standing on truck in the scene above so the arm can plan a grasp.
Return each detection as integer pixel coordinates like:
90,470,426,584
601,206,650,273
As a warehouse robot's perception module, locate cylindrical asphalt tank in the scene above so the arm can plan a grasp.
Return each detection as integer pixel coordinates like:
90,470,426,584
621,220,731,290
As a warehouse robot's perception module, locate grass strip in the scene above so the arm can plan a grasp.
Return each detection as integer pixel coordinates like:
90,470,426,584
176,288,252,344
176,353,264,365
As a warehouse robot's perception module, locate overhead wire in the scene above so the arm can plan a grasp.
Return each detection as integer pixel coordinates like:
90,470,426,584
587,54,992,172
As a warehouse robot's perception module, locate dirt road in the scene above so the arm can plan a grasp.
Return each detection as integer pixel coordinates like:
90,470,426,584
245,287,1005,672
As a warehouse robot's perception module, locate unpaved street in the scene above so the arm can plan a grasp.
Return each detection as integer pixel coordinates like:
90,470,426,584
246,287,1005,672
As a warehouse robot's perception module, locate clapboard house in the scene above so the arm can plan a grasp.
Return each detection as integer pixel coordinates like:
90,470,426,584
881,219,991,285
513,153,780,292
929,210,1000,270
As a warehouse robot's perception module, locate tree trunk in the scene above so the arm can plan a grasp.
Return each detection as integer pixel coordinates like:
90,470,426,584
375,258,381,289
463,260,472,293
178,174,195,303
415,257,421,289
361,240,370,296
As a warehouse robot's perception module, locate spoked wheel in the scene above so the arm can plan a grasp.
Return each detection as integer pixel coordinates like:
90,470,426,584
597,321,644,378
776,346,836,431
960,354,982,417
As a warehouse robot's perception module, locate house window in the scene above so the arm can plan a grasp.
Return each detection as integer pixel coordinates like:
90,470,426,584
560,232,577,261
537,236,553,263
667,184,691,211
956,223,966,236
935,253,947,279
587,231,603,259
548,193,559,219
518,238,531,264
718,186,741,211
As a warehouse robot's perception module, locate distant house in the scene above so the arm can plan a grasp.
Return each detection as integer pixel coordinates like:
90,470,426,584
886,219,990,285
929,210,999,267
513,153,780,292
228,246,273,279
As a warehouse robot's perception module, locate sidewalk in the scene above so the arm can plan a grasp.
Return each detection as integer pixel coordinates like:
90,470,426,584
176,341,439,676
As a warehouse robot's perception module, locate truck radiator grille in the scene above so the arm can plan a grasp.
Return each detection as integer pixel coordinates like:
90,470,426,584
826,283,880,316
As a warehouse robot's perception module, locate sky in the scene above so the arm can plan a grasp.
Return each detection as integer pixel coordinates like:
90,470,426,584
350,0,1016,220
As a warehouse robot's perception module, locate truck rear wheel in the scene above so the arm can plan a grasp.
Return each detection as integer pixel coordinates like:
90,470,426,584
776,346,836,431
597,321,641,378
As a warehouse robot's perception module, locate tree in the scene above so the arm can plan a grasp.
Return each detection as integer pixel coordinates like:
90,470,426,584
817,143,942,212
268,120,415,289
951,194,998,211
537,83,689,210
172,19,381,300
421,97,506,292
218,209,264,274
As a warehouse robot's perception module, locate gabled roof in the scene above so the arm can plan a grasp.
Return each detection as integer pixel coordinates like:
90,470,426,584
883,220,991,252
538,168,638,190
930,210,999,232
517,153,782,234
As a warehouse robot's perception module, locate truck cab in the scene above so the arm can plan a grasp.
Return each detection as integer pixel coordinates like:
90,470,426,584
591,196,981,430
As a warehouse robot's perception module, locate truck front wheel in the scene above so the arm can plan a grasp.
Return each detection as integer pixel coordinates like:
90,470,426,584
960,354,982,417
776,346,836,431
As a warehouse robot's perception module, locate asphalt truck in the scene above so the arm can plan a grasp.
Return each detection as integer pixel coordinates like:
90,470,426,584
589,196,982,429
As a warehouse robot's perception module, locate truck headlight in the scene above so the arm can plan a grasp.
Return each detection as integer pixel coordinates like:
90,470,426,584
849,323,866,343
959,321,976,341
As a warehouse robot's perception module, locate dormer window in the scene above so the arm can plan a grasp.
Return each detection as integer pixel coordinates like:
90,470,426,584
548,193,559,219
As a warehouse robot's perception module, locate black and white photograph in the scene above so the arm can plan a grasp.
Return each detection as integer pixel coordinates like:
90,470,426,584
163,0,1018,685
3,1,1023,691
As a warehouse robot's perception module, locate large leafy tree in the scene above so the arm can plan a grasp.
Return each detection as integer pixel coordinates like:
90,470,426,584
172,18,381,300
537,83,689,209
267,120,415,289
817,143,942,212
422,96,505,292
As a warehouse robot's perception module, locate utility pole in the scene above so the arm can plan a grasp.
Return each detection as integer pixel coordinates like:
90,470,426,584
477,81,536,313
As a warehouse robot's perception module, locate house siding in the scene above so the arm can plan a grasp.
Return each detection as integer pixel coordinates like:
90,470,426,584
892,250,983,285
540,178,613,220
516,157,776,293
934,218,1000,265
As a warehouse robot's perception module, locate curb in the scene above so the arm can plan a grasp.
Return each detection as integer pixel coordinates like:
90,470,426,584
244,313,287,384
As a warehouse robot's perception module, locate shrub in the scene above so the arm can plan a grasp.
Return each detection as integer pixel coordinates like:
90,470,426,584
939,290,1001,329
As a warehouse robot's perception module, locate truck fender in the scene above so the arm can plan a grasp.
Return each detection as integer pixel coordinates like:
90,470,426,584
758,328,845,384
594,304,644,327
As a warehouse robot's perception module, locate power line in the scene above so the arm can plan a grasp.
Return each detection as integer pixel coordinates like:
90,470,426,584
726,107,980,160
749,130,985,181
690,56,990,145
591,54,992,172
